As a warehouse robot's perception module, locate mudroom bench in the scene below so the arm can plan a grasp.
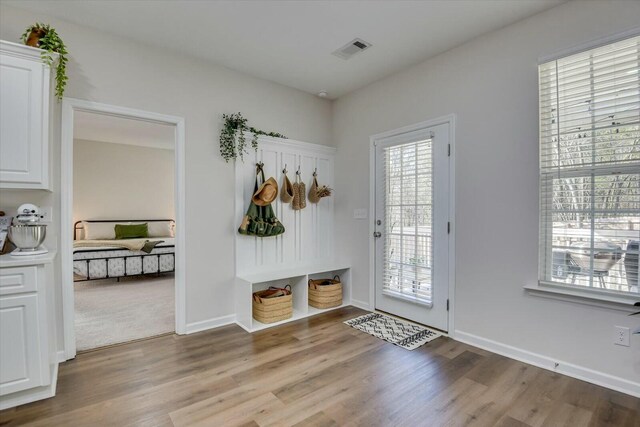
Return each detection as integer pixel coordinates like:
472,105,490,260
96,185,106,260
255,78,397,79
235,263,351,332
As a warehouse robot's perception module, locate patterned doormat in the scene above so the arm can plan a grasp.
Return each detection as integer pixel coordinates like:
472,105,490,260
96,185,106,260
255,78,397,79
344,312,442,350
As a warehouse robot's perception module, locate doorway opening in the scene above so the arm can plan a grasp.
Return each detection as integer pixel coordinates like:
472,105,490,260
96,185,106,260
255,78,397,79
72,112,176,351
61,99,186,359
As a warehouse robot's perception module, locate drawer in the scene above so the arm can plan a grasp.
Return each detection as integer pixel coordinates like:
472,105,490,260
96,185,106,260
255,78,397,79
0,266,37,295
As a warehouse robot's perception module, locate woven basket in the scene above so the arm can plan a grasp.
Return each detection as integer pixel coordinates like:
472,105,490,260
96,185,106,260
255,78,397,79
253,285,293,324
308,275,342,309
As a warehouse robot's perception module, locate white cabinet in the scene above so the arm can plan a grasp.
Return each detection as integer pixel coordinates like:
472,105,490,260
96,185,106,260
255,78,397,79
0,293,46,395
0,255,57,410
0,40,52,190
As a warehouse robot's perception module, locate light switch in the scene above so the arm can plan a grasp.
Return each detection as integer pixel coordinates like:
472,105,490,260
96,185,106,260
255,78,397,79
353,209,368,219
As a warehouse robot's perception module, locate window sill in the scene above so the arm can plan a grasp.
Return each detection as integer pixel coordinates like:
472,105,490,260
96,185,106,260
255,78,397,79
524,282,640,313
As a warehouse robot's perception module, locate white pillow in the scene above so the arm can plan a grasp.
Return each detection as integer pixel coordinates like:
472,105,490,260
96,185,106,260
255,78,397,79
82,221,116,240
146,221,175,238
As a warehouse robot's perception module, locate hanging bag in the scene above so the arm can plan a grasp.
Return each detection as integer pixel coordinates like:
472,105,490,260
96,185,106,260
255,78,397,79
292,168,306,211
281,166,294,204
298,172,306,210
308,168,332,204
238,164,285,237
308,173,320,204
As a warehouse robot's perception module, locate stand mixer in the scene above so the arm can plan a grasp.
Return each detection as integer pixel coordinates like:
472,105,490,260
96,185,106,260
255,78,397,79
8,203,48,256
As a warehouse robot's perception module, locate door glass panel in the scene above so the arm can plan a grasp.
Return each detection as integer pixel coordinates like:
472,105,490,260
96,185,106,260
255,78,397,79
383,138,433,303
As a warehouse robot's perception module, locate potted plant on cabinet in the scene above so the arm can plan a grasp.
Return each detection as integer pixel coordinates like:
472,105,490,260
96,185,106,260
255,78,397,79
21,23,68,100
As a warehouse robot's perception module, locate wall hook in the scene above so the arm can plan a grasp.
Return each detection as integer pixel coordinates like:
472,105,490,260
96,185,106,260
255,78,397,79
313,168,317,177
296,165,301,176
282,164,288,174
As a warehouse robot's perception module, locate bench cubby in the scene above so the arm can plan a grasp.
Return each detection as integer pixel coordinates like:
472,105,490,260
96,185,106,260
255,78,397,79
235,264,351,332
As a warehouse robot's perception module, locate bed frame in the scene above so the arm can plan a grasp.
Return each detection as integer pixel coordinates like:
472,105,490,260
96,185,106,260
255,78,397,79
73,219,176,282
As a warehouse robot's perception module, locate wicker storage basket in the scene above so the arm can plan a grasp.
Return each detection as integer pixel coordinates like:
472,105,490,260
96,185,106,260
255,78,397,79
252,285,293,324
308,275,342,309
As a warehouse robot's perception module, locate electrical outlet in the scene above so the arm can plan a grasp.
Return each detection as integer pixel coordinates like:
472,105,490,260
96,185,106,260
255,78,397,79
39,206,53,223
614,326,630,347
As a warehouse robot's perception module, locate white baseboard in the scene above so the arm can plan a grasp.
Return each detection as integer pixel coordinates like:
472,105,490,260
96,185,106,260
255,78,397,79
350,299,371,311
185,314,236,334
0,362,58,410
57,350,67,363
454,330,640,398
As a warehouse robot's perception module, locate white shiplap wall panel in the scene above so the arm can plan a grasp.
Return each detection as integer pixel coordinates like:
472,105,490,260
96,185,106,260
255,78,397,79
235,136,336,275
300,154,316,263
280,151,298,264
316,157,333,259
259,148,279,267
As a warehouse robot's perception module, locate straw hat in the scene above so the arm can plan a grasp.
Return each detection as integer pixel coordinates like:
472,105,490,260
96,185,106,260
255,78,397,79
252,177,278,206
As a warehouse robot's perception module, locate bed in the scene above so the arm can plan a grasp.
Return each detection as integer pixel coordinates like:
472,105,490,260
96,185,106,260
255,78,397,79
73,219,175,282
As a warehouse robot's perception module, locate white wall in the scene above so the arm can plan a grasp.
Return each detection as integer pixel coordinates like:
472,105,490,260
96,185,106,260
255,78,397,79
0,4,332,349
332,0,640,388
73,139,175,225
3,0,639,395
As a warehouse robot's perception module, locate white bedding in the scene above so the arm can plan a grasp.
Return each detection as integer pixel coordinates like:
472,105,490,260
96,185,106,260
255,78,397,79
73,238,175,252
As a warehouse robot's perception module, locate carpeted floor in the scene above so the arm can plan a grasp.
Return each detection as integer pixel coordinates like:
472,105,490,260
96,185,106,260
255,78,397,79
74,275,174,351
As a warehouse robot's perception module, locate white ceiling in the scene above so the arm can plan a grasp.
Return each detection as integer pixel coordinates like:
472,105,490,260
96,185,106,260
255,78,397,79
74,111,175,150
8,0,566,99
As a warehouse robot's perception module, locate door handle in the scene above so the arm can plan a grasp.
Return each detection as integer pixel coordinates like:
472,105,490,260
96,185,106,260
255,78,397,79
373,232,382,238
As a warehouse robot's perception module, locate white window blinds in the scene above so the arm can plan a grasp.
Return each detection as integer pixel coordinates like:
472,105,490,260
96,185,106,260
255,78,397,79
539,35,640,293
383,138,433,303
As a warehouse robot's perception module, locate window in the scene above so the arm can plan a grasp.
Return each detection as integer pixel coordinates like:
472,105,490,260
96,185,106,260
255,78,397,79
383,137,433,303
539,35,639,296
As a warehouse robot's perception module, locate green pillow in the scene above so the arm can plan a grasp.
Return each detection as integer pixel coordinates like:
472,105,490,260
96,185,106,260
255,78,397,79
114,223,148,239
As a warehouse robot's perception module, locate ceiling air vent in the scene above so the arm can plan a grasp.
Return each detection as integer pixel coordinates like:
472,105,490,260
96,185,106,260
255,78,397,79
332,38,372,60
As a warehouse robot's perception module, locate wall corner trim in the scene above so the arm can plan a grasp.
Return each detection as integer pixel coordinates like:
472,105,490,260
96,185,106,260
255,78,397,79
350,299,372,311
454,330,640,398
185,314,237,335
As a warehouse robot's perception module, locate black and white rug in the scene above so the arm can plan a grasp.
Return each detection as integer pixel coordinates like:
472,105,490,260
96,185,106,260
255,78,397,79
344,312,442,350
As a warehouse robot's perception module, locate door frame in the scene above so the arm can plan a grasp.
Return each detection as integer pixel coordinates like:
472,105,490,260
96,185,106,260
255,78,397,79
369,114,456,335
60,98,187,360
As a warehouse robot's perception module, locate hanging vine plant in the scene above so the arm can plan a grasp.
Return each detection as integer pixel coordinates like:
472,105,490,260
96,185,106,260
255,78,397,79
21,23,69,100
219,112,286,162
220,113,248,162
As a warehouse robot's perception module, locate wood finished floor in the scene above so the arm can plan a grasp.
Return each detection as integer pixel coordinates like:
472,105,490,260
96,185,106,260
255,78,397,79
1,306,638,426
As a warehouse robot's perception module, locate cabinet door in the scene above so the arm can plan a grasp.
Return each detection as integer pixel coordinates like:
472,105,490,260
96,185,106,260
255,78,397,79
0,53,48,188
0,294,46,395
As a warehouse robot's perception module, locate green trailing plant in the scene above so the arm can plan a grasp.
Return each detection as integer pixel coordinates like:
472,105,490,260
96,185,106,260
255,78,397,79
248,127,287,151
220,113,248,162
219,112,286,162
21,23,68,100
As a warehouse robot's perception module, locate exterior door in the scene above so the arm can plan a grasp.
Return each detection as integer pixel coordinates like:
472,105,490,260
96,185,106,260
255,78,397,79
374,123,450,331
